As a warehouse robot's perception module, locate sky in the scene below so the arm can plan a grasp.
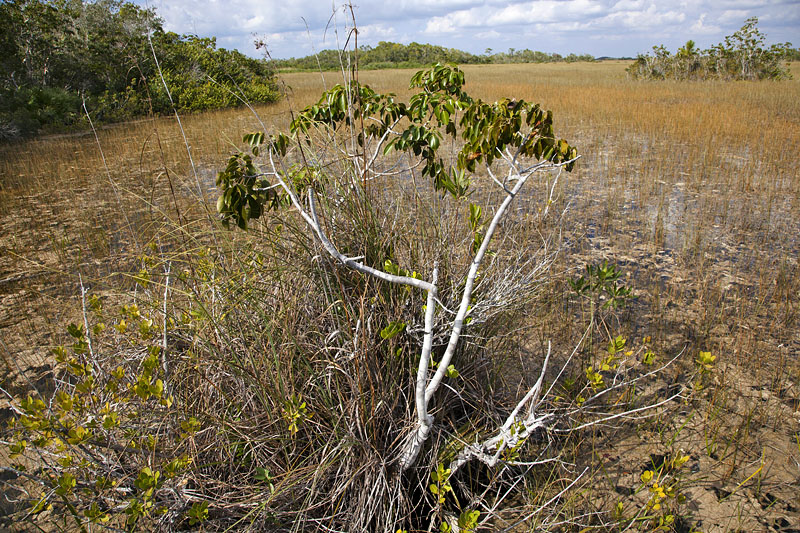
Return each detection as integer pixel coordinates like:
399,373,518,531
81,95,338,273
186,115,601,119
132,0,800,59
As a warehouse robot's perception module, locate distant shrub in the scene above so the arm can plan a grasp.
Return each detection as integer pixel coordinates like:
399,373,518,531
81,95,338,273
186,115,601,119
628,18,793,81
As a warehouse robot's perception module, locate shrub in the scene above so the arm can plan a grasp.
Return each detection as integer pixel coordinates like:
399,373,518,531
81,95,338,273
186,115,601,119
0,87,83,140
628,18,793,81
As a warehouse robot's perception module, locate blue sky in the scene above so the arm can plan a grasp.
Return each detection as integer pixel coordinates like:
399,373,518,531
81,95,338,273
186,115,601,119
133,0,799,59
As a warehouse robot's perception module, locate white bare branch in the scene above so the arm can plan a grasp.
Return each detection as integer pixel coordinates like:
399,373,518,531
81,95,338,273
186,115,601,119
398,264,439,470
424,168,535,404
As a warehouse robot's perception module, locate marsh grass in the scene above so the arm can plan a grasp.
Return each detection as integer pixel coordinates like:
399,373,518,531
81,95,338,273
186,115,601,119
1,61,799,531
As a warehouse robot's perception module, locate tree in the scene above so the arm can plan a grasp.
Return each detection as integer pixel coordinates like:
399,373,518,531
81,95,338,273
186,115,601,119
677,39,697,58
215,62,578,528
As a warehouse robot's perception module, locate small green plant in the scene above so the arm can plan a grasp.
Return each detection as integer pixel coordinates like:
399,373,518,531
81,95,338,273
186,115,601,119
570,261,632,366
187,500,210,526
570,260,633,310
439,509,481,532
501,422,526,462
445,364,460,379
640,335,657,365
696,350,716,372
380,320,407,340
695,350,717,390
5,298,195,531
430,463,453,505
468,202,486,254
282,393,311,436
626,451,692,531
255,467,275,493
584,335,627,391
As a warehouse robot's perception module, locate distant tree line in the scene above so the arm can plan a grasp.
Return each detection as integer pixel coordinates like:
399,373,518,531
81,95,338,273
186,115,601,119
272,41,595,71
0,0,279,141
786,47,800,61
627,18,794,81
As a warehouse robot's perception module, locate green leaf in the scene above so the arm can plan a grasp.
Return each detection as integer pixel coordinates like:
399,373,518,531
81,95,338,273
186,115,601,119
384,259,400,275
445,365,459,379
66,323,84,339
468,203,482,230
458,509,481,531
187,500,209,526
608,335,626,354
380,321,406,340
255,467,271,482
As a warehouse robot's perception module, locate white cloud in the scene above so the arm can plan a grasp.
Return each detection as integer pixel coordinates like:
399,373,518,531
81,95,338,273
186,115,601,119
690,14,722,35
611,0,646,11
597,4,687,30
132,0,797,59
491,0,606,25
425,9,483,34
356,23,399,41
718,9,750,23
713,0,774,8
475,29,503,39
424,17,456,34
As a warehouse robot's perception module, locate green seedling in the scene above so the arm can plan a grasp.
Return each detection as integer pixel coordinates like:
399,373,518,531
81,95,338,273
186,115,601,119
429,463,453,505
282,393,311,436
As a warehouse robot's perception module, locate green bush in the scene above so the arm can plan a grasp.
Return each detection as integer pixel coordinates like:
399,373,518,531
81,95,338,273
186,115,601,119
0,1,279,141
0,87,83,139
5,297,196,530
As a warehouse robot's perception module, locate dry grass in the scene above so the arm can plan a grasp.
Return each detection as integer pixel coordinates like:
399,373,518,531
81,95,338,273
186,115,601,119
1,61,799,531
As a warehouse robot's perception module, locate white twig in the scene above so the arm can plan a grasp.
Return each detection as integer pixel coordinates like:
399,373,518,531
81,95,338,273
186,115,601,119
541,166,563,219
78,274,94,363
563,390,685,432
575,347,685,410
487,166,510,193
307,189,434,292
498,467,589,532
446,343,552,474
364,117,403,171
162,263,171,383
510,341,550,429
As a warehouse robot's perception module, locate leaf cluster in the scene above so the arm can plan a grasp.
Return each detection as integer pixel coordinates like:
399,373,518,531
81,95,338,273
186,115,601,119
570,260,632,310
216,63,577,229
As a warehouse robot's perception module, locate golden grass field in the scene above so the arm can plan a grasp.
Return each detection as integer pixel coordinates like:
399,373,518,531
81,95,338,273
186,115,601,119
1,61,799,530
